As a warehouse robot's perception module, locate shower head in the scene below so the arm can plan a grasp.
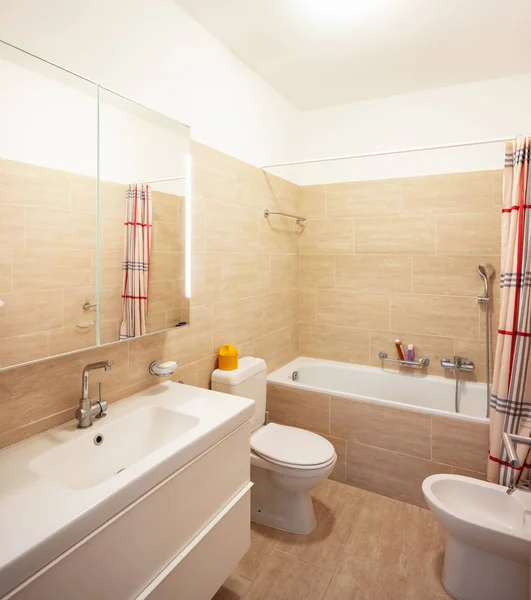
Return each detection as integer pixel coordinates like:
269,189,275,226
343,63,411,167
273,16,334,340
477,263,495,299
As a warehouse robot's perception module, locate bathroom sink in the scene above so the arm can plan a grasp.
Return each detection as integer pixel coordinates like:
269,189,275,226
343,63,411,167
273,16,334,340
29,406,200,490
0,381,255,598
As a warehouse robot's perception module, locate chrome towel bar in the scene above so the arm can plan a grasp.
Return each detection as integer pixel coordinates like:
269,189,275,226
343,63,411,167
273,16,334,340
264,209,306,225
378,351,430,369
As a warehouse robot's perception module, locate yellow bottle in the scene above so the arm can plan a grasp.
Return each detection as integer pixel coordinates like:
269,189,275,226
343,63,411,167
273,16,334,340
218,344,238,371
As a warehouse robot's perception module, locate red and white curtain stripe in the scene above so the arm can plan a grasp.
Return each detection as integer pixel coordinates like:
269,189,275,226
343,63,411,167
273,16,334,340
119,184,152,340
488,136,531,485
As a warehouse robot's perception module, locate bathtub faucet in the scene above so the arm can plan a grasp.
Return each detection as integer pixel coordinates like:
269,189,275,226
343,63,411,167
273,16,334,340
502,432,531,494
440,356,475,372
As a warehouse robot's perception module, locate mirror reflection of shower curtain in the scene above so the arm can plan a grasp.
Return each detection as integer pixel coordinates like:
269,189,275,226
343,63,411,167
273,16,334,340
119,184,152,339
488,136,531,486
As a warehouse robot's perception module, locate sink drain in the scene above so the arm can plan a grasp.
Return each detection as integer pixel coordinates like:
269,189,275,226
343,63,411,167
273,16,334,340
93,433,104,446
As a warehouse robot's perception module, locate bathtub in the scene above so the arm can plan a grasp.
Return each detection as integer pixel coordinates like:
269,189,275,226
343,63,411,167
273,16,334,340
268,357,488,424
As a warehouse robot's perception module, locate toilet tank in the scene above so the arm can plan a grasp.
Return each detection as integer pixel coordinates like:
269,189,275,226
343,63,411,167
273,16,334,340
211,357,267,432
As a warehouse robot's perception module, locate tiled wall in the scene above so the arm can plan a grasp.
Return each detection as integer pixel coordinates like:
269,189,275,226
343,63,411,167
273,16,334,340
298,171,502,382
0,142,300,448
0,157,186,367
267,382,489,507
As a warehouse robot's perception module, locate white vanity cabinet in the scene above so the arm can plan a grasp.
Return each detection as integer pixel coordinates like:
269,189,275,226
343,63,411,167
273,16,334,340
0,384,254,600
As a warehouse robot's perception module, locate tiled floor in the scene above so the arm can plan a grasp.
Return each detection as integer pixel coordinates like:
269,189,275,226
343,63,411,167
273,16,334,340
213,480,452,600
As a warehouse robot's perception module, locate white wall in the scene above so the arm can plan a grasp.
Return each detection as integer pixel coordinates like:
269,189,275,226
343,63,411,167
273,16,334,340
285,74,531,185
0,0,298,170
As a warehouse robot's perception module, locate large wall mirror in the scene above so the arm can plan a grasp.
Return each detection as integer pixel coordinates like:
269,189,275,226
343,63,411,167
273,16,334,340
0,41,190,370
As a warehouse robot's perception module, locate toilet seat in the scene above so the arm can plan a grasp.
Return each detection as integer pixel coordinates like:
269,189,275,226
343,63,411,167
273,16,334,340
251,423,335,470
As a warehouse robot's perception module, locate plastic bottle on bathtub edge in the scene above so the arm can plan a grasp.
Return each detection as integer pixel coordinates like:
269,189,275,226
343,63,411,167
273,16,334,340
395,339,405,361
407,344,414,362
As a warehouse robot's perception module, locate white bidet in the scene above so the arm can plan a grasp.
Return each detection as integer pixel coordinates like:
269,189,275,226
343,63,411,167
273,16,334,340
423,474,531,600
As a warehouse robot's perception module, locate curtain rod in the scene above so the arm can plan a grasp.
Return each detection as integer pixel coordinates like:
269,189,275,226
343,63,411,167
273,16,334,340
261,135,518,169
136,176,186,184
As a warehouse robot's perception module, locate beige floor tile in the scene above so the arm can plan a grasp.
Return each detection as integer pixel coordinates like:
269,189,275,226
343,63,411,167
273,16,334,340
212,573,252,600
234,523,283,581
244,550,332,600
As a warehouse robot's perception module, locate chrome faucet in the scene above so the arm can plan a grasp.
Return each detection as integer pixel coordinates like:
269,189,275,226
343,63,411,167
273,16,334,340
76,361,113,428
502,432,531,494
440,356,475,372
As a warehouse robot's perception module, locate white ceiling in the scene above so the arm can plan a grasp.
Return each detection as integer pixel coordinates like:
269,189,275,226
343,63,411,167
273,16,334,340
175,0,531,110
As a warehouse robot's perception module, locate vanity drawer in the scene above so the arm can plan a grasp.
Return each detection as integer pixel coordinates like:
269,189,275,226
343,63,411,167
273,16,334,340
140,484,252,600
5,422,251,600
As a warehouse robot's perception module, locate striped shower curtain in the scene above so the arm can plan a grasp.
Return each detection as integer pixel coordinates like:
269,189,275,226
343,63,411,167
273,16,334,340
119,184,152,340
488,136,531,486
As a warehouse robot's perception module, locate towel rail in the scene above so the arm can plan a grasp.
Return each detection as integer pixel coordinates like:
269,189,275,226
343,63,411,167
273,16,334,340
264,209,306,225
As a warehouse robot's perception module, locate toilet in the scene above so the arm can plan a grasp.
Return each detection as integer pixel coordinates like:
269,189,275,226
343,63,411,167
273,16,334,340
211,357,337,534
423,474,531,600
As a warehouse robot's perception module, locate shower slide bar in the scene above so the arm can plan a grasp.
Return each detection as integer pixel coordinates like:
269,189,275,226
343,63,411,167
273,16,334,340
261,135,522,169
264,209,306,225
378,351,430,369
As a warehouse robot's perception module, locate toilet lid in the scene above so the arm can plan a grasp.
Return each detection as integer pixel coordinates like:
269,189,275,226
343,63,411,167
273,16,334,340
251,423,335,467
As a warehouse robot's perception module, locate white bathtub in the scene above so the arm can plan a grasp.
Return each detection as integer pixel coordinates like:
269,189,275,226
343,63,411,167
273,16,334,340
268,357,488,424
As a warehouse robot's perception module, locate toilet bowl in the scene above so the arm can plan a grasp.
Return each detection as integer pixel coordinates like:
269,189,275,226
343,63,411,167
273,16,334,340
211,357,336,534
423,474,531,600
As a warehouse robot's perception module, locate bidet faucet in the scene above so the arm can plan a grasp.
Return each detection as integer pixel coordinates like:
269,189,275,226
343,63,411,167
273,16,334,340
76,360,113,428
502,432,531,494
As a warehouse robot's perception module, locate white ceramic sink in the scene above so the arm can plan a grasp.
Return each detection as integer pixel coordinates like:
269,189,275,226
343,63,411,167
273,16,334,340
29,406,200,490
0,381,255,598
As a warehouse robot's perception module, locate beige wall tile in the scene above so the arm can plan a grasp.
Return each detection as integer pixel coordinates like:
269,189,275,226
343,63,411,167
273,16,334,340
492,170,503,210
0,342,129,436
436,213,501,255
299,185,325,219
0,158,70,209
171,362,199,386
299,323,370,365
0,332,49,368
263,291,297,333
150,251,183,283
259,214,300,254
98,250,123,287
331,397,431,459
152,191,181,221
100,285,123,321
191,252,222,306
223,253,270,300
194,167,236,203
254,327,292,373
101,215,125,251
0,205,25,248
152,220,181,252
0,290,62,338
452,466,487,481
300,255,334,289
403,171,493,214
432,416,489,473
299,219,353,255
26,208,96,249
0,253,11,293
267,383,330,435
412,255,500,297
62,286,97,327
335,255,412,293
299,289,317,323
213,295,264,349
197,354,218,389
391,294,479,338
13,249,94,291
206,200,259,253
346,441,452,507
167,305,214,366
326,179,401,218
49,325,97,355
317,289,390,330
146,311,167,334
192,196,206,252
100,319,120,345
369,329,455,376
270,254,298,292
0,408,73,450
355,216,435,254
148,281,174,314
